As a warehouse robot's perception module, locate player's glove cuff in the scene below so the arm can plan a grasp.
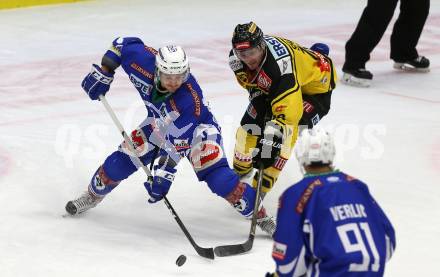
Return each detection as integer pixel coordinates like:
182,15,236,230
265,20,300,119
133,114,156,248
81,64,114,100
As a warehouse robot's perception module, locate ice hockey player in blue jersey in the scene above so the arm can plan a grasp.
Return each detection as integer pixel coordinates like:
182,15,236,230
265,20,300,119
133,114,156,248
267,127,395,277
65,37,276,236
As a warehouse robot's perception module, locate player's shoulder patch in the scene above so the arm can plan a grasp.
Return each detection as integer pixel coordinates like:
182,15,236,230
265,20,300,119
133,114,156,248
295,179,323,214
276,56,293,75
264,35,289,60
185,82,201,117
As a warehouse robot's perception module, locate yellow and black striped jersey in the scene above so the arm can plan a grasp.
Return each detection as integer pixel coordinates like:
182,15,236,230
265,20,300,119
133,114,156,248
229,34,337,136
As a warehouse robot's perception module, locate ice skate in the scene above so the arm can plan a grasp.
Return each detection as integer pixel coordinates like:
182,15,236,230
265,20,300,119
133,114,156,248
65,191,104,216
341,68,373,87
393,56,430,72
256,207,276,237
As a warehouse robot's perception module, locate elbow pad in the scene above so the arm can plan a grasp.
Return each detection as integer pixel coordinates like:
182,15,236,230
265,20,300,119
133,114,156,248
102,37,144,71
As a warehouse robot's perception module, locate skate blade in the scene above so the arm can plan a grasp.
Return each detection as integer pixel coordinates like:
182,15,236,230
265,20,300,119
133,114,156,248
341,74,371,88
62,211,83,218
393,63,430,73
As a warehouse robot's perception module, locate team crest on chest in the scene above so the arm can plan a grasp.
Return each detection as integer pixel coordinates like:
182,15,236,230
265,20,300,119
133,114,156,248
257,70,272,91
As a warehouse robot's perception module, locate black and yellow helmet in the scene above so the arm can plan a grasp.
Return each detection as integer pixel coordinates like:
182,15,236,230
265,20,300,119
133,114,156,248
232,22,264,50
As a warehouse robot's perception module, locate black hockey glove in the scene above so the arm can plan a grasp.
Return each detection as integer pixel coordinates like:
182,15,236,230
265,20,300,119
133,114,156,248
254,121,283,169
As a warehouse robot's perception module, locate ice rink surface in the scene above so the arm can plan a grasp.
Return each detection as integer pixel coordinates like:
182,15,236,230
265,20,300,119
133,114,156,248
0,0,439,276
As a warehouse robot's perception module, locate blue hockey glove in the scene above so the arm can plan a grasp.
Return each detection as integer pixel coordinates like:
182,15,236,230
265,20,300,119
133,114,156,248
310,42,329,56
144,165,177,203
81,64,114,100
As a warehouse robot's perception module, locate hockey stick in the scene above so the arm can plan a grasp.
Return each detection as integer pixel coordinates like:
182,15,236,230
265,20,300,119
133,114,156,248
99,95,215,260
214,106,272,257
213,162,265,257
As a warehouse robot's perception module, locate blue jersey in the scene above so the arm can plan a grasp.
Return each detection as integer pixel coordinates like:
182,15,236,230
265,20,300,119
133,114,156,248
272,171,395,277
90,37,262,218
103,37,219,162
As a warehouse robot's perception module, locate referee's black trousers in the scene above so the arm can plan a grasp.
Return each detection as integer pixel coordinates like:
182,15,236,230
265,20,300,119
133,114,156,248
344,0,430,70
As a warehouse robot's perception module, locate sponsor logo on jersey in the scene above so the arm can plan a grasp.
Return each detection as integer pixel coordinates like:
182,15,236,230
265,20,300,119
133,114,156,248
131,129,148,155
246,103,257,119
190,141,223,171
311,114,320,126
264,36,288,59
296,179,322,214
249,89,263,101
144,46,158,55
272,242,287,260
120,128,149,157
275,105,287,112
129,74,153,96
229,55,243,71
169,99,179,114
186,83,201,117
277,56,293,75
259,138,282,149
257,70,272,91
174,139,190,151
130,63,154,80
234,151,252,163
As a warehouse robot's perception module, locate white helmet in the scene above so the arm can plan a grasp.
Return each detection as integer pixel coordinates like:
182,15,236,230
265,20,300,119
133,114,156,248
295,127,335,167
155,45,190,78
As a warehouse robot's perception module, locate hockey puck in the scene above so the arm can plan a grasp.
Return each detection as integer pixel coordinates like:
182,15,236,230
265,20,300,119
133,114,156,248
176,254,187,267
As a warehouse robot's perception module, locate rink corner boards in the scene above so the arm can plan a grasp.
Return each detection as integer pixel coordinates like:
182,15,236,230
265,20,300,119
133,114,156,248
0,0,88,10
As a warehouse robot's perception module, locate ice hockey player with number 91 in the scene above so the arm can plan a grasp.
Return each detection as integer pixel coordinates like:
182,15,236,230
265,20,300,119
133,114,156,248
65,37,276,236
266,127,395,277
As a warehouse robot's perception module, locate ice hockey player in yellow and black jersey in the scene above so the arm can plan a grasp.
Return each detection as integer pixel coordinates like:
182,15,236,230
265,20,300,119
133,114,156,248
229,22,337,197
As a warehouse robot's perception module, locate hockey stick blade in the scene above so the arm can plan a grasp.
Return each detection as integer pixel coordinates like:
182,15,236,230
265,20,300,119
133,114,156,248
214,234,254,257
163,197,215,260
214,163,265,257
194,244,215,260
